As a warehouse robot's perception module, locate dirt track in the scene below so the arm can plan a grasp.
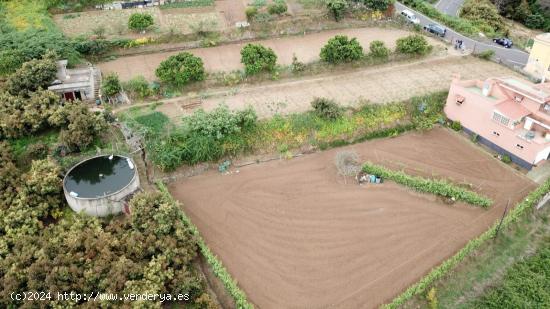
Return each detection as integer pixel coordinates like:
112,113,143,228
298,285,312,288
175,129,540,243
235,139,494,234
152,56,521,120
98,27,435,81
169,128,535,308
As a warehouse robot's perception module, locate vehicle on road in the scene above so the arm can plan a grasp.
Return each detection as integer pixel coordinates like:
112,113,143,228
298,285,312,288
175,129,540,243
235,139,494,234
400,9,420,25
423,23,446,37
493,38,513,48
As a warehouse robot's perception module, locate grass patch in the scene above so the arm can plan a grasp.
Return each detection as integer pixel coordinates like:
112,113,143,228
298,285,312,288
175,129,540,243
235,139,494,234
8,130,60,159
3,0,58,31
362,162,493,207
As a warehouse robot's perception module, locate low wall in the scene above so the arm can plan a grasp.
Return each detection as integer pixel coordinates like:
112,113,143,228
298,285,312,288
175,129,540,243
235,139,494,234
463,127,533,170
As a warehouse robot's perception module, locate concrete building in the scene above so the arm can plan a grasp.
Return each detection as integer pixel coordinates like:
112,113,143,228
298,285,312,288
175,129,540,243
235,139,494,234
48,60,101,101
445,76,550,169
524,33,550,82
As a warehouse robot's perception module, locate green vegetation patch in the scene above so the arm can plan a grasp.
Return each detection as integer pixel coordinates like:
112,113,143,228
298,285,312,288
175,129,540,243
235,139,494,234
160,0,215,9
362,162,493,207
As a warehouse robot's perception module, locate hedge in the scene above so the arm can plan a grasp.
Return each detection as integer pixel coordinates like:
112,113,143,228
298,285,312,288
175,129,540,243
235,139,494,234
383,178,550,308
362,162,493,207
157,182,253,309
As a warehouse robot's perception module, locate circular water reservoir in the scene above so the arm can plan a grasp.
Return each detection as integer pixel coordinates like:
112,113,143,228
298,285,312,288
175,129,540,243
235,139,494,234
63,155,140,217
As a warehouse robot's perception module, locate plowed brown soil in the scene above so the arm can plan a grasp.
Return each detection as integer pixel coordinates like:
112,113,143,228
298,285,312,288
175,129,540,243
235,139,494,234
168,128,535,308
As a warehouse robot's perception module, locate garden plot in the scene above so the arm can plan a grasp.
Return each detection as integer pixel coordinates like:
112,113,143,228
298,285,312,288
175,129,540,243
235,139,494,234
168,128,535,308
53,7,223,38
98,27,431,80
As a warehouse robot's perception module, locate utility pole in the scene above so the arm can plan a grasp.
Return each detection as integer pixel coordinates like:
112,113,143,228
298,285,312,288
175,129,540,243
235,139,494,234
494,199,510,239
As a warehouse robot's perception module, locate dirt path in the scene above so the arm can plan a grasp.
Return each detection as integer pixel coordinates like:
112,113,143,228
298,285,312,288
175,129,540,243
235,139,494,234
147,56,522,120
169,128,535,309
98,27,438,81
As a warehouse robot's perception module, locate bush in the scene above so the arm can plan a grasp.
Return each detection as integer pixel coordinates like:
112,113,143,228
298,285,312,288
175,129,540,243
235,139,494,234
501,154,512,164
311,97,342,120
320,35,363,64
240,44,277,75
477,49,495,60
128,13,154,31
268,0,287,15
245,6,258,20
102,72,122,97
155,52,206,87
363,0,395,11
396,34,431,55
183,105,257,140
326,0,348,21
362,162,493,207
291,54,305,72
450,120,462,131
525,14,545,29
0,50,25,77
369,40,390,59
124,75,152,99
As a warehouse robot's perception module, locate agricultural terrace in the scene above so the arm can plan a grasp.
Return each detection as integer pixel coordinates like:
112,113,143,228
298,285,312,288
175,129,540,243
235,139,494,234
54,6,223,39
169,128,535,308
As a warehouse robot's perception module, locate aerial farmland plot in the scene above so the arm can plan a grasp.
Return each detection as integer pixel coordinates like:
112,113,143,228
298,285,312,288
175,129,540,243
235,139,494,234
169,128,535,308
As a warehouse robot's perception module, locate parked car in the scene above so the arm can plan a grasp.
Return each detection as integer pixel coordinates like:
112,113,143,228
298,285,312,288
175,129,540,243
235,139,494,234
493,38,513,48
423,23,446,37
400,9,420,25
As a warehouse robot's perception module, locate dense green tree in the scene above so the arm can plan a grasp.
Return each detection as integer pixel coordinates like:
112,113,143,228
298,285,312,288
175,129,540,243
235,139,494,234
395,34,431,55
0,90,63,139
525,13,546,28
18,158,63,219
59,101,107,150
128,13,154,31
320,35,363,64
461,0,508,34
240,44,277,75
155,52,206,87
6,52,58,96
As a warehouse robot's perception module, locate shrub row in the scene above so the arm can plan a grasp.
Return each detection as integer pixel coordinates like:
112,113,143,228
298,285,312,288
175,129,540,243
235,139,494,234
362,162,493,207
383,178,550,308
157,182,253,309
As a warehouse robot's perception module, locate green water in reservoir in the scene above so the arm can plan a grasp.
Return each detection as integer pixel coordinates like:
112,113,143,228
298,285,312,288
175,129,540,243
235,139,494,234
64,156,135,198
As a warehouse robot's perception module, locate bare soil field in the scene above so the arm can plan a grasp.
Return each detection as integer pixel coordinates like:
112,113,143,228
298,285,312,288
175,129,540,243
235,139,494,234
54,7,223,39
98,27,437,80
168,128,535,308
150,56,521,120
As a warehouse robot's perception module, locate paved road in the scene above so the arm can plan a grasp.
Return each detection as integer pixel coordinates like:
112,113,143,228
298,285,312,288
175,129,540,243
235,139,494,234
395,2,529,67
434,0,464,16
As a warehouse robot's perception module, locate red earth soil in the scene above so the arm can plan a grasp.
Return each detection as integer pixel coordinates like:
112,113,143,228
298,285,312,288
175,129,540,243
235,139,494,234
168,128,535,308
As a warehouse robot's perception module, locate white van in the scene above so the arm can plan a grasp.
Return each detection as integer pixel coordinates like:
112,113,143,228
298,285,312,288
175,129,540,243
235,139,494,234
401,9,420,25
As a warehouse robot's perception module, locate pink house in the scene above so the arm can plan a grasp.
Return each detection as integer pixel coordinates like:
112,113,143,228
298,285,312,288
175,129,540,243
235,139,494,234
444,76,550,169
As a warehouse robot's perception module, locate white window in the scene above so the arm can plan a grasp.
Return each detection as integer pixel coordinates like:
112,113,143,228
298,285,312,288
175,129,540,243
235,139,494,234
492,112,510,126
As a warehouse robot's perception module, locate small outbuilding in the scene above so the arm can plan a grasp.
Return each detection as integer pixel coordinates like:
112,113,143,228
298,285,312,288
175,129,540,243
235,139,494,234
48,60,101,101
